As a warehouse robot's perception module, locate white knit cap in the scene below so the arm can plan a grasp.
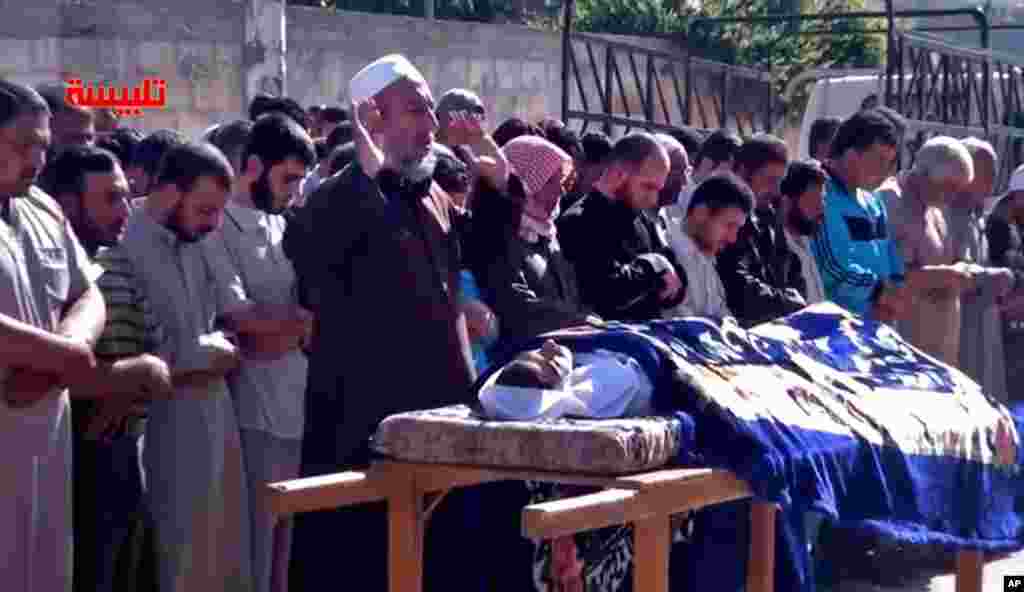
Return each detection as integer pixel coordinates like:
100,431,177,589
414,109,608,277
349,54,427,104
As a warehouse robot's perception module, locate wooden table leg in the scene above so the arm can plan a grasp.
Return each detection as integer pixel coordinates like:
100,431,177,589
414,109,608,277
747,502,776,592
388,474,424,592
955,550,984,592
633,516,671,592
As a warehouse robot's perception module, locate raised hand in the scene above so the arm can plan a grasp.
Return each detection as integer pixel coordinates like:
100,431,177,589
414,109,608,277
352,98,386,178
464,123,509,192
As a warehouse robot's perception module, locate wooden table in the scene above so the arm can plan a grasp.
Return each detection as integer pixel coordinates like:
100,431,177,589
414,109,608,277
266,461,773,592
266,460,990,591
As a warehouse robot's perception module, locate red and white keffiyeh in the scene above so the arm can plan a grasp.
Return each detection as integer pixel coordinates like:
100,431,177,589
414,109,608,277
503,136,573,242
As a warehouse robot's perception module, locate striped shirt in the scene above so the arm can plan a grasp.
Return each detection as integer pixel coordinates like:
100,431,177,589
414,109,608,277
94,245,165,359
73,245,166,437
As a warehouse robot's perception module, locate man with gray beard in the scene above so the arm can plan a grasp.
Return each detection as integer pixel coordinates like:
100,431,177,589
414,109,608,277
290,54,480,592
881,136,976,365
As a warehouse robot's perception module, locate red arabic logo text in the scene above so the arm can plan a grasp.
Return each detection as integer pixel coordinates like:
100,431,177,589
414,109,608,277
65,78,167,117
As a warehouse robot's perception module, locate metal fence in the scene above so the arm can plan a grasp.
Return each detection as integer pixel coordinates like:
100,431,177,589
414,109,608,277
560,31,774,138
556,16,1024,191
891,31,1024,192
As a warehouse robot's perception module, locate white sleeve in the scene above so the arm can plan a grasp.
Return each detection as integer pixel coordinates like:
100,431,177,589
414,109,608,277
477,370,581,421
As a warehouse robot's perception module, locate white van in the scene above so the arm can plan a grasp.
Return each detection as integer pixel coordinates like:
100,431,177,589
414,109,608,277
797,74,886,160
796,71,1023,191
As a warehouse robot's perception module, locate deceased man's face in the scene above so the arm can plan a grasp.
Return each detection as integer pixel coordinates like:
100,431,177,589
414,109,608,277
507,339,573,389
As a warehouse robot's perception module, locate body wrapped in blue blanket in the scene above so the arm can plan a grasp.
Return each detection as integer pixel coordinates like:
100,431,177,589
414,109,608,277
479,302,1024,592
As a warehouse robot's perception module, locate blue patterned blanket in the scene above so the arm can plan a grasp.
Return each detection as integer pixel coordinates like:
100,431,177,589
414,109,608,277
495,302,1024,591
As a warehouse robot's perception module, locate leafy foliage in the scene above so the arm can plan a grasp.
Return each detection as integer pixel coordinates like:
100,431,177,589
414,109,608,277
573,0,687,36
290,0,515,22
574,0,883,66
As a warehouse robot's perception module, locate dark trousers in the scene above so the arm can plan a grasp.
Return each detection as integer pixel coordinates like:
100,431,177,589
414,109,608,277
291,444,502,592
73,432,146,592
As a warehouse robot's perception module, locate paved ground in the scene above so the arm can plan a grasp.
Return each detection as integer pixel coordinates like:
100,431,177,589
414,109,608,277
835,550,1024,591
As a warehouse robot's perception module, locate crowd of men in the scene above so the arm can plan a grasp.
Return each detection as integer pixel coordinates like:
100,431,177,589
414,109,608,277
3,50,1024,592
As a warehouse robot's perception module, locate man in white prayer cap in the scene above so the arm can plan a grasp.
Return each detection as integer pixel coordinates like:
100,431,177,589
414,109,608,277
288,54,492,592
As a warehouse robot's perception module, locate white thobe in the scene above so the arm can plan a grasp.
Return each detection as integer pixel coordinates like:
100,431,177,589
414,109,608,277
661,211,732,319
785,229,827,305
0,188,100,592
120,210,253,592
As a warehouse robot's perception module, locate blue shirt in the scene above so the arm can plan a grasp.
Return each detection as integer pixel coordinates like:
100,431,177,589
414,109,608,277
460,270,494,373
811,174,905,317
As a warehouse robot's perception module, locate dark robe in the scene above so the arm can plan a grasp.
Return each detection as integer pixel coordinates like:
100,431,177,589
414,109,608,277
987,196,1024,401
289,163,477,592
302,164,474,467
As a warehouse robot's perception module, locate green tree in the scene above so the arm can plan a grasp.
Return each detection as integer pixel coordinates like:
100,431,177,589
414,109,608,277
290,0,513,22
573,0,687,37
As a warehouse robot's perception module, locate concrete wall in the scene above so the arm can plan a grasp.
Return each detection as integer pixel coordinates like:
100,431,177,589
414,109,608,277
0,1,584,140
0,0,244,139
0,1,782,145
0,0,739,143
286,7,564,132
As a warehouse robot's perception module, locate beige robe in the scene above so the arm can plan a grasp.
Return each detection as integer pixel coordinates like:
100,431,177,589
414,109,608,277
120,209,253,592
880,176,961,365
0,189,99,592
949,205,1011,401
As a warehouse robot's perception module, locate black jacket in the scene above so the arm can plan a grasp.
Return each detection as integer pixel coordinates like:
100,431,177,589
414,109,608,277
987,197,1024,271
557,190,686,321
716,206,806,327
476,233,591,346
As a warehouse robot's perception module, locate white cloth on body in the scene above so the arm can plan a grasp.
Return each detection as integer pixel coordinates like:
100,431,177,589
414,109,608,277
478,350,654,421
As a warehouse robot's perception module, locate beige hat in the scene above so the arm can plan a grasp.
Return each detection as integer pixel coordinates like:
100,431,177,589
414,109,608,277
348,54,427,104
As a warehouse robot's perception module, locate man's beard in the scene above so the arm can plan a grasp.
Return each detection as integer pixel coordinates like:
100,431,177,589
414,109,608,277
788,207,820,236
397,149,437,184
687,224,717,256
251,170,284,213
166,202,204,243
69,209,117,254
7,167,39,196
77,211,121,252
692,232,718,256
658,179,684,208
614,183,637,208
